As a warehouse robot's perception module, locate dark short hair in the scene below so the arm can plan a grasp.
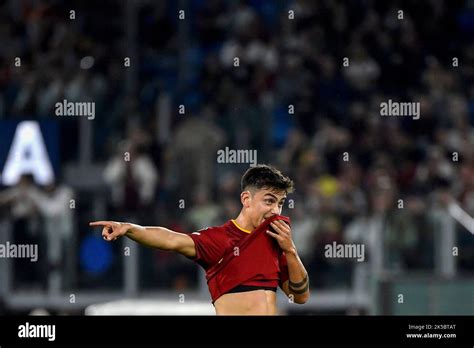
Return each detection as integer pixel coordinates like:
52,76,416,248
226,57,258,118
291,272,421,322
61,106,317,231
241,164,294,194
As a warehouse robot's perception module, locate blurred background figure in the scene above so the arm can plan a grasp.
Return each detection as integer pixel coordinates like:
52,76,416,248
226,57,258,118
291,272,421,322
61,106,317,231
104,137,158,218
0,174,41,288
27,181,75,293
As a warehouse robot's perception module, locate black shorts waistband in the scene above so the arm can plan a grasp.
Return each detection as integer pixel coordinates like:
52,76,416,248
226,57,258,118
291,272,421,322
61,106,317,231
226,284,277,294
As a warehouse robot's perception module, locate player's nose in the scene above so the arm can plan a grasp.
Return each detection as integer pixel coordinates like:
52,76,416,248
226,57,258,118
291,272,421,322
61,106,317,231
270,206,280,215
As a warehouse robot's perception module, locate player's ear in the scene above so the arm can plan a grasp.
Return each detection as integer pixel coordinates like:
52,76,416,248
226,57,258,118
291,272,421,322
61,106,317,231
241,190,251,208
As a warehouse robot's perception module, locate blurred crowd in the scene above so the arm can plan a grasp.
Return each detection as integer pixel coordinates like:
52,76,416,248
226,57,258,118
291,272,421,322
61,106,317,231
0,0,473,292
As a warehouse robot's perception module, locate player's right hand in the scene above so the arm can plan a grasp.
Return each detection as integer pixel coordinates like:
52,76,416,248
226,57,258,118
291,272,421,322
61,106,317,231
89,221,129,241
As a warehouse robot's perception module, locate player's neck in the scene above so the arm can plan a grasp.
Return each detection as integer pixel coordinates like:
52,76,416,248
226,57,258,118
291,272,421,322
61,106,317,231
233,213,255,232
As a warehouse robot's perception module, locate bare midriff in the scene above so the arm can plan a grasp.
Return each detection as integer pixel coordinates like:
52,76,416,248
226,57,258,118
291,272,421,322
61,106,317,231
214,289,278,315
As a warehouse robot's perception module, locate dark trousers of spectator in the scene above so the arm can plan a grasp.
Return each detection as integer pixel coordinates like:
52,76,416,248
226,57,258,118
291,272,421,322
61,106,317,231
12,218,45,289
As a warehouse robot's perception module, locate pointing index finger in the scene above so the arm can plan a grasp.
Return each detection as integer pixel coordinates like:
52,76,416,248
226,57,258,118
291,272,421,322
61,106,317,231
89,221,109,227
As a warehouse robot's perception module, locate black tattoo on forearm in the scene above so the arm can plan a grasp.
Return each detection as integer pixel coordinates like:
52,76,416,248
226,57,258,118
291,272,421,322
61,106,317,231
289,274,308,289
289,283,309,294
289,274,309,294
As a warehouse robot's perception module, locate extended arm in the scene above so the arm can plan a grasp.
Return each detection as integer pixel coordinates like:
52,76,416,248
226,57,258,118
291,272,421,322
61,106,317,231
89,221,196,258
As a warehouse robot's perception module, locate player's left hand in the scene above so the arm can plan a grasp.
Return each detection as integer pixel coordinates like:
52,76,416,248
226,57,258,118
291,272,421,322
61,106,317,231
267,220,296,254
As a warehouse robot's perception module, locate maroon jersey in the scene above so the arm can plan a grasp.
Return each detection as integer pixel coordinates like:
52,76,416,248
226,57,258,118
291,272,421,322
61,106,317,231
188,217,290,303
